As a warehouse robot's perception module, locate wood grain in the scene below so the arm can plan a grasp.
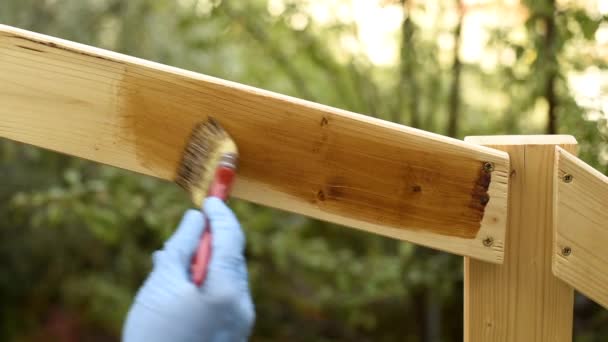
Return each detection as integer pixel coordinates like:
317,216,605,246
0,25,508,262
553,147,608,309
464,136,576,342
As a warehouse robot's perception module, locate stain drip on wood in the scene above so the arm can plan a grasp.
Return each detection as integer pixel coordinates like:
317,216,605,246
471,165,492,210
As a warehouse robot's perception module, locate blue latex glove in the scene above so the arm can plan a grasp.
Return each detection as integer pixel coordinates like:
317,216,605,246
123,197,254,342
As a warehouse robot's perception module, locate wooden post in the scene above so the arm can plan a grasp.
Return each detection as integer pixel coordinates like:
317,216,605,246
464,136,576,342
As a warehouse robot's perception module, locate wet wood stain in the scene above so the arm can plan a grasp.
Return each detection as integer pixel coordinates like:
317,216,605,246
118,66,490,239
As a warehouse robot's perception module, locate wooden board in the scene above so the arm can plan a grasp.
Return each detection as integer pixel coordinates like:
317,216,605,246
0,25,509,262
553,147,608,309
464,136,576,342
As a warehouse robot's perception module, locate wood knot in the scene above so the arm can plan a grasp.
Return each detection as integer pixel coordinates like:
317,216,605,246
320,117,329,127
316,190,326,201
411,185,422,193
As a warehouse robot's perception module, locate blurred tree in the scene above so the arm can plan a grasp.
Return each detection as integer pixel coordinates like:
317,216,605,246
395,0,420,127
0,0,607,341
446,0,463,138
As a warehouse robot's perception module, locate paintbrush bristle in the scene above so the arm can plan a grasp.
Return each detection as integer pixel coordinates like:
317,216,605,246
175,118,238,205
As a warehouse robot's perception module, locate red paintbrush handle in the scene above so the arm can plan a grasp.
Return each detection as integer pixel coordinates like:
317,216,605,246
190,165,236,286
207,165,236,200
191,220,212,286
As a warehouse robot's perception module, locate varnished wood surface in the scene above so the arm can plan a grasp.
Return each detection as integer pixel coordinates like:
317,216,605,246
0,25,509,262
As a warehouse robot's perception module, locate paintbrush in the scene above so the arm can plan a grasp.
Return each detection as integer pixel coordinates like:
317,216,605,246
175,118,238,286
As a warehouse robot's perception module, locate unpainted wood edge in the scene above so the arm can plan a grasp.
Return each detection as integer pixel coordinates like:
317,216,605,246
463,138,511,264
556,146,607,180
475,164,508,264
551,146,562,278
465,135,578,146
553,147,586,275
553,147,608,309
552,146,580,273
463,256,471,342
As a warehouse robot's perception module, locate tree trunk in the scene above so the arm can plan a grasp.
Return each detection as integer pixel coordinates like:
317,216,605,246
446,1,463,138
542,1,558,134
395,0,419,127
426,286,442,341
413,288,430,342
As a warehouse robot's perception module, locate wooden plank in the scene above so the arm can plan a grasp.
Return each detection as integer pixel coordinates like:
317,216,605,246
464,136,576,342
553,147,608,309
0,25,509,262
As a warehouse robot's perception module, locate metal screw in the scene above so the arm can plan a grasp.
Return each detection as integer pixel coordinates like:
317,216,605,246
483,162,494,173
483,237,494,247
563,174,573,183
562,246,572,256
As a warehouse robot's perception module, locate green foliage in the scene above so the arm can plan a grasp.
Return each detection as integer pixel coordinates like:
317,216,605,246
0,0,606,341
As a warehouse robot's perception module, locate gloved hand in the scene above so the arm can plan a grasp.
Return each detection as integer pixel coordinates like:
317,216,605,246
123,197,254,342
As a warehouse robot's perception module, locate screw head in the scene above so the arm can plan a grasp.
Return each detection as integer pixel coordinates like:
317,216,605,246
563,174,573,183
483,237,494,247
483,162,494,173
562,246,572,256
